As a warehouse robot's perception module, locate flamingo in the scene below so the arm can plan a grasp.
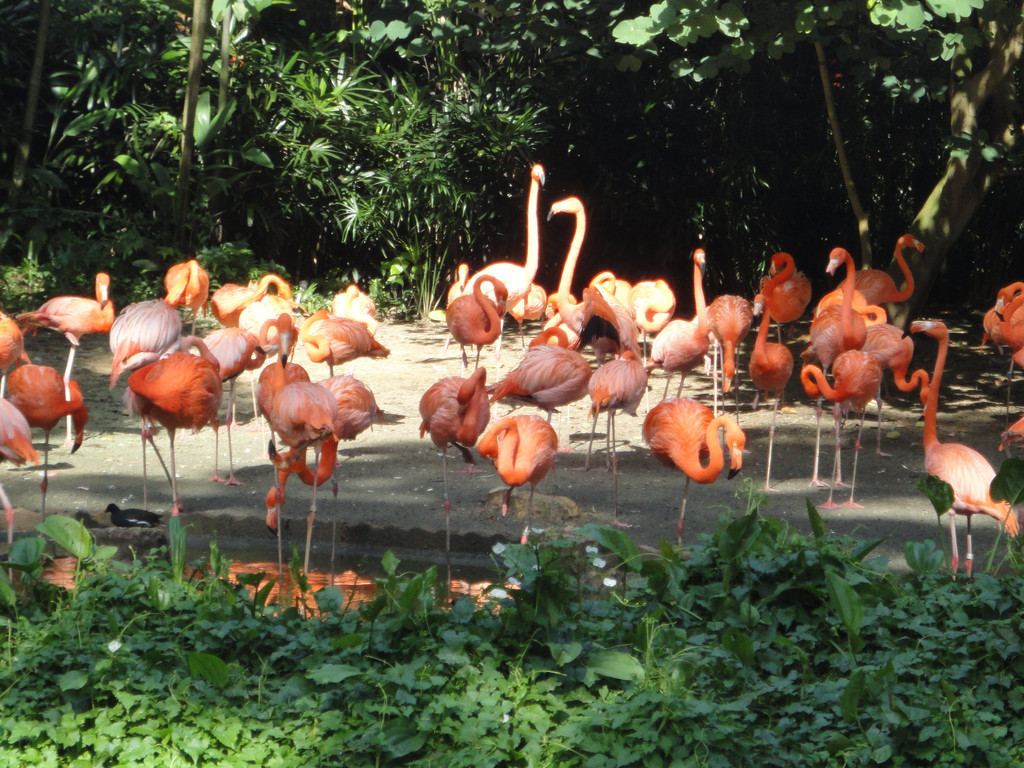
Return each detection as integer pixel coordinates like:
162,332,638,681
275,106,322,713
332,284,378,336
590,271,633,307
466,163,546,362
109,299,183,387
203,327,267,484
490,344,592,449
980,282,1024,353
861,323,930,455
852,233,925,305
629,278,676,359
584,352,648,521
238,294,298,348
1000,414,1024,451
509,282,548,350
299,309,390,376
0,310,30,397
642,397,746,545
759,252,811,342
164,258,210,333
419,367,491,577
995,291,1024,414
477,414,558,540
6,364,88,518
17,272,113,447
706,293,753,406
257,314,337,572
748,294,793,491
800,349,883,509
124,335,223,515
646,249,709,399
210,273,294,327
910,319,1020,576
447,263,472,306
445,275,508,373
0,398,39,549
544,197,641,361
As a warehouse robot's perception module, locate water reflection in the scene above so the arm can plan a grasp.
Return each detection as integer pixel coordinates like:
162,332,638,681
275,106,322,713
42,556,495,610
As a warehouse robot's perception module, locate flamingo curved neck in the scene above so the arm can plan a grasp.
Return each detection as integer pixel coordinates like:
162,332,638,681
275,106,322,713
692,257,707,331
524,175,541,285
892,240,915,303
922,329,948,452
555,207,587,327
473,276,503,334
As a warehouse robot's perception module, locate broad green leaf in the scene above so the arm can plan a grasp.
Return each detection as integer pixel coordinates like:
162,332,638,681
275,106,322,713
59,670,89,691
722,626,755,667
315,586,344,613
916,475,954,517
587,650,645,683
548,640,583,666
188,652,230,688
580,524,642,571
0,572,14,606
381,550,400,577
307,663,361,684
36,516,92,560
825,571,864,635
990,457,1024,506
840,669,866,720
718,510,759,560
241,146,274,168
807,499,827,540
905,539,944,574
381,720,424,758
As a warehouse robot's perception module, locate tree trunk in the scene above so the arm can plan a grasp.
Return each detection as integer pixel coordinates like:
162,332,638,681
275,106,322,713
174,0,211,250
9,0,52,206
888,9,1024,327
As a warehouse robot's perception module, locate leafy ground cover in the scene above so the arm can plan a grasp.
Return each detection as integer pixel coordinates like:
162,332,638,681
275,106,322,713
2,497,1024,767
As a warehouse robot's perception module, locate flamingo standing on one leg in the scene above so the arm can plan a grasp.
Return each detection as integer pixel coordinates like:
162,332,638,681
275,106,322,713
203,327,266,484
0,398,39,549
800,349,883,509
584,351,648,522
124,336,223,516
478,414,558,542
164,258,210,333
911,319,1020,576
647,249,709,399
509,282,548,350
0,311,30,397
299,309,391,376
748,294,793,492
446,275,508,374
419,367,491,582
17,272,113,447
642,398,746,545
706,293,753,412
6,365,88,518
861,323,930,455
759,252,811,343
465,163,546,364
630,278,676,361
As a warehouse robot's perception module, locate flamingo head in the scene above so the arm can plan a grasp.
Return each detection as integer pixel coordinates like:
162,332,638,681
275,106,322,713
825,248,850,277
531,164,546,186
548,196,584,221
724,421,747,479
693,248,706,271
752,294,765,317
909,319,947,341
898,233,925,254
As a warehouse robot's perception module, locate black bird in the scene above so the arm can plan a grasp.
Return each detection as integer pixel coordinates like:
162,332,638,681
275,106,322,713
104,503,162,528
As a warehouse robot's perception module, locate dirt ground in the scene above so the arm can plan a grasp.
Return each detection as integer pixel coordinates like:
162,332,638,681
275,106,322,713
4,308,1020,576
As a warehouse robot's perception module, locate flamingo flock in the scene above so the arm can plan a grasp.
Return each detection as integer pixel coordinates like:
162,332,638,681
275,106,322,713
2,174,1023,581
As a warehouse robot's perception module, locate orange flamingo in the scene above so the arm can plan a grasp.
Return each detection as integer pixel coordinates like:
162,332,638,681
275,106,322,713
853,233,925,305
748,293,793,491
706,293,753,404
17,272,113,446
0,310,30,397
1000,414,1024,451
203,327,266,484
332,284,378,336
257,314,337,570
419,367,491,571
647,249,709,398
590,271,633,306
861,323,930,455
478,414,558,541
447,263,472,306
0,398,39,548
911,319,1019,576
509,282,548,350
800,349,883,509
238,294,297,348
164,258,210,332
124,336,223,515
109,299,183,388
544,197,641,360
5,365,87,518
759,252,811,341
299,309,390,376
643,397,746,545
466,164,545,361
995,291,1024,413
490,344,592,449
980,282,1024,353
210,273,294,327
446,275,508,373
630,278,676,358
